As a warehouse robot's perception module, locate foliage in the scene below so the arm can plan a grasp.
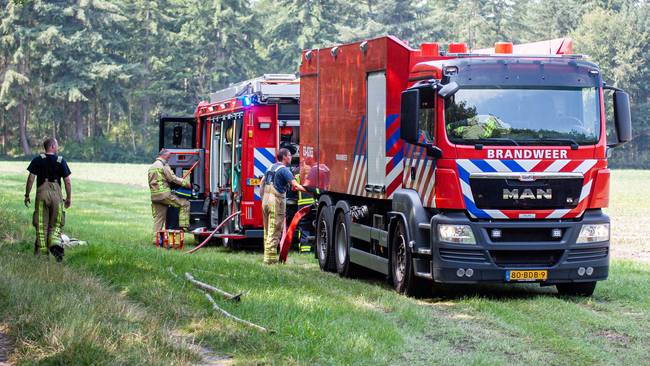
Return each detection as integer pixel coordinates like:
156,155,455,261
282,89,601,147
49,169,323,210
0,0,649,165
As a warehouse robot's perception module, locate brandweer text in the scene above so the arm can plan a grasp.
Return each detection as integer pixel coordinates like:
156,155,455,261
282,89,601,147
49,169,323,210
486,149,568,159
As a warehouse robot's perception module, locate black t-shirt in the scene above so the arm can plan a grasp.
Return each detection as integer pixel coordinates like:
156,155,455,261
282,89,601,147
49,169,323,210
27,154,71,187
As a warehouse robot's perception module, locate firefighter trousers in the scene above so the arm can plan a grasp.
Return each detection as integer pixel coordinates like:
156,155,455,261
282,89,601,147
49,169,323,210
151,192,190,241
33,182,64,255
262,185,286,264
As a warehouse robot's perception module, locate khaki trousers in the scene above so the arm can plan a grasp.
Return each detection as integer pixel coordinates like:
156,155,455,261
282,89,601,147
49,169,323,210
33,182,64,255
262,185,286,264
151,192,190,242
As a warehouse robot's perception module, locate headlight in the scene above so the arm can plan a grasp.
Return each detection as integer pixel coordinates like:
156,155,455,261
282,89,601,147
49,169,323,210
438,224,476,244
577,223,609,243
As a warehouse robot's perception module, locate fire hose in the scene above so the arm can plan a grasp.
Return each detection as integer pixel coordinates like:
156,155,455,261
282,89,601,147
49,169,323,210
186,211,241,254
279,204,314,263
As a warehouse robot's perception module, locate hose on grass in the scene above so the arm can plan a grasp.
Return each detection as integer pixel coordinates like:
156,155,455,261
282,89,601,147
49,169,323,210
186,211,241,254
184,272,242,301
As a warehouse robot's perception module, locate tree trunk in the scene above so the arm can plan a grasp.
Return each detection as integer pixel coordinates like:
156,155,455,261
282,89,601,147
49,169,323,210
142,95,150,127
74,102,84,142
19,101,31,156
107,102,112,134
91,97,98,138
0,111,6,155
128,97,136,153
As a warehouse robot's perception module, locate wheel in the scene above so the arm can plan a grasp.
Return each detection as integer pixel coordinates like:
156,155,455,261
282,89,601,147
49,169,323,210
316,206,335,272
334,209,359,277
556,282,597,297
391,220,429,297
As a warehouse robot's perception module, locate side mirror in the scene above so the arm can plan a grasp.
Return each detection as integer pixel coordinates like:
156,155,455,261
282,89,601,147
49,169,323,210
611,90,632,147
400,89,419,143
438,81,459,99
172,125,184,146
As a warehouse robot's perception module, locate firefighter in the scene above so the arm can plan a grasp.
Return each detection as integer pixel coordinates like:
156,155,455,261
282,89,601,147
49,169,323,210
447,115,510,140
24,137,72,258
259,148,306,264
148,149,191,242
295,173,316,252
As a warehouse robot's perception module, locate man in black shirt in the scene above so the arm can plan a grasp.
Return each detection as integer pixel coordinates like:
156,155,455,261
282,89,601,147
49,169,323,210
24,138,72,257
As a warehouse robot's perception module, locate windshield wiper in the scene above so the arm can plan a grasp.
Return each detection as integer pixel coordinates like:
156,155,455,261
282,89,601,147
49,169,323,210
522,138,579,150
467,138,519,148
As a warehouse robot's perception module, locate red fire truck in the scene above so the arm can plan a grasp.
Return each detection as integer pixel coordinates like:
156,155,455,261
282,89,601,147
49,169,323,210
160,74,300,247
300,37,632,296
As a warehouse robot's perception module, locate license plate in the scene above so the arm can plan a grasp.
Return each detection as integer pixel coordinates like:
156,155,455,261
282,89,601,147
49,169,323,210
506,270,548,282
248,178,261,186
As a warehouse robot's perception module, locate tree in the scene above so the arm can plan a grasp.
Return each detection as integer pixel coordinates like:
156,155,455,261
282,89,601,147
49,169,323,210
259,0,345,73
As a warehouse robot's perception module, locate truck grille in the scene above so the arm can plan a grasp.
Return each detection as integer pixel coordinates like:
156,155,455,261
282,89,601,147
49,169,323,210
486,227,564,243
489,250,564,267
469,177,583,210
566,247,608,262
439,248,488,263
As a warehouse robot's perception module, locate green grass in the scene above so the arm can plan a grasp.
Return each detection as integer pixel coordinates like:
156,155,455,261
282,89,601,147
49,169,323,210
1,164,650,365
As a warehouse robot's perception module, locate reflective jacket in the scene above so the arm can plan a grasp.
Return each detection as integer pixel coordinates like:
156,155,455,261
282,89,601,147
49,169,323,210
296,174,315,206
148,158,188,200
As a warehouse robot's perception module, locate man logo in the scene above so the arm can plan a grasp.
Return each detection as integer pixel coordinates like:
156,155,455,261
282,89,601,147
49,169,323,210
503,188,552,200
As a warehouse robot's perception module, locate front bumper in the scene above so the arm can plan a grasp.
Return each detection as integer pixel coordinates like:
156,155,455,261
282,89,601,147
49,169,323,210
428,209,609,284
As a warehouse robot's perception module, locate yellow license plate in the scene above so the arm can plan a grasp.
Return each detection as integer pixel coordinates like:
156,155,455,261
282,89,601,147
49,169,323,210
248,178,261,186
506,270,548,282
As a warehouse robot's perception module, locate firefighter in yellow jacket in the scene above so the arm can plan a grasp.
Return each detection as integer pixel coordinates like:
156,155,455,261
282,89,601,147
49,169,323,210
259,148,306,264
295,173,316,252
148,149,191,241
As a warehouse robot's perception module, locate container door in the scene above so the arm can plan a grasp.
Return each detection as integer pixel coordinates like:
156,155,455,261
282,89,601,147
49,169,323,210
159,116,204,194
366,72,387,193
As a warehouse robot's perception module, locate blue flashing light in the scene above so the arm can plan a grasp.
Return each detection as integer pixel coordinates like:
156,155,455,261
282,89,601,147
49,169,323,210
242,96,252,107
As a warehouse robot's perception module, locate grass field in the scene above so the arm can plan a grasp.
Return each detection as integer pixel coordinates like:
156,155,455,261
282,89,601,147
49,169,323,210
1,163,649,365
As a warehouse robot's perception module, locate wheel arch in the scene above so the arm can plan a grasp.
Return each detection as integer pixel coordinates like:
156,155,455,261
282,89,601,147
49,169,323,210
390,188,431,253
387,211,410,283
334,199,351,219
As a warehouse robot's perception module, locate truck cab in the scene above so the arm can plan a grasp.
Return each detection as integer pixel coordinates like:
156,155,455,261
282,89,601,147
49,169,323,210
397,42,632,295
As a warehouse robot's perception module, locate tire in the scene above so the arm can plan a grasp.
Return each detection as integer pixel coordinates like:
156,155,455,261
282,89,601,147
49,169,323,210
316,206,335,272
334,209,359,278
556,282,597,297
391,219,429,297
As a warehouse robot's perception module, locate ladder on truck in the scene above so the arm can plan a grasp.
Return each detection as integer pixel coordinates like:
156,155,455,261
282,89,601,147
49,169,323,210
209,74,300,104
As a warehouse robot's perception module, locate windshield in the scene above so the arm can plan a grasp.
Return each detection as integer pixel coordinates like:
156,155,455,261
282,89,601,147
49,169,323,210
445,87,600,146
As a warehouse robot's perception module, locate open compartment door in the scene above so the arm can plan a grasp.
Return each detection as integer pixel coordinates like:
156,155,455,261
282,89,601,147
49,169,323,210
159,115,206,229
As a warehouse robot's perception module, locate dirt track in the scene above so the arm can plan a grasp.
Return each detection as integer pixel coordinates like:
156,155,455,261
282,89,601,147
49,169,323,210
0,325,12,366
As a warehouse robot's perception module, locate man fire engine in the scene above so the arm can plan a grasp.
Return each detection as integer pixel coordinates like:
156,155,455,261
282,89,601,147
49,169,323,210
300,37,632,296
